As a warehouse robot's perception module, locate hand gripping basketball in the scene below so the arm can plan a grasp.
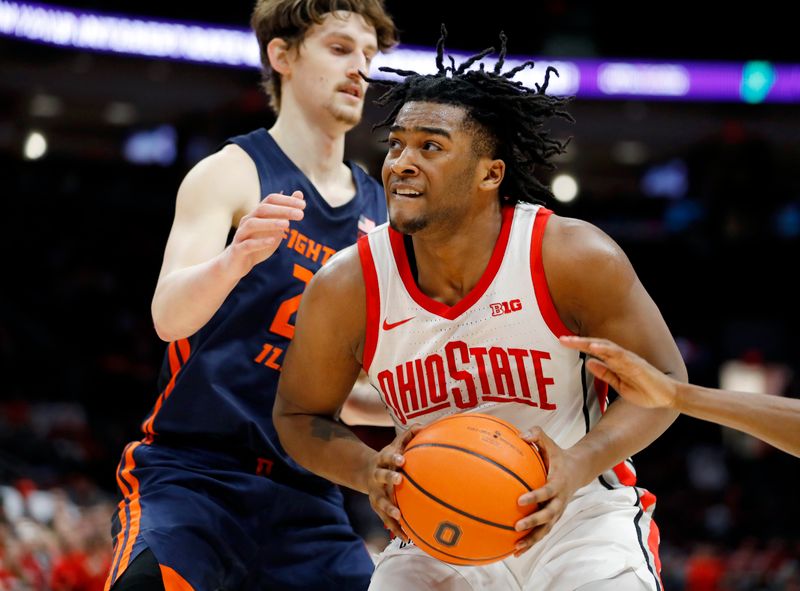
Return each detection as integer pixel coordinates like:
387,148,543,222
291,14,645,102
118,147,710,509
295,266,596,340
366,424,423,541
392,414,549,565
513,426,582,557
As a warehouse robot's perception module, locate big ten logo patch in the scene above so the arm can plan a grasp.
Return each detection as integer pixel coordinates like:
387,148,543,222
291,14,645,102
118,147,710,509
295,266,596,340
490,299,522,317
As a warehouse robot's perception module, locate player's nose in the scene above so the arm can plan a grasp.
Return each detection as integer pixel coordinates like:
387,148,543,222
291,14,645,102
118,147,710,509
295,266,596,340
389,149,419,176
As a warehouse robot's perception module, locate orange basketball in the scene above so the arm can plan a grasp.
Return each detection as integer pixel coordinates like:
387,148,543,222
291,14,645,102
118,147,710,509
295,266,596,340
393,413,548,565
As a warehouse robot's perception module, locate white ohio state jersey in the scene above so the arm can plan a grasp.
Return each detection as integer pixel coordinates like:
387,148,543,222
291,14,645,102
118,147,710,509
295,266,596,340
357,203,608,450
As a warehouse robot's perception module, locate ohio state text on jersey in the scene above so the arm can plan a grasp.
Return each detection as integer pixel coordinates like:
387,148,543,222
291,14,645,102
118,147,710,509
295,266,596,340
357,203,609,452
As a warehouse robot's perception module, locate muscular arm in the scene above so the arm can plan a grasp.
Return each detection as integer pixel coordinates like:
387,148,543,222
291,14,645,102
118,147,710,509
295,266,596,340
274,247,378,492
152,144,304,341
545,216,687,489
561,336,800,457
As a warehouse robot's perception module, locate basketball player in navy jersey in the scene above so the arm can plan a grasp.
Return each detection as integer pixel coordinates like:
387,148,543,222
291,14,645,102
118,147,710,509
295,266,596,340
105,2,396,590
274,28,688,590
561,336,800,457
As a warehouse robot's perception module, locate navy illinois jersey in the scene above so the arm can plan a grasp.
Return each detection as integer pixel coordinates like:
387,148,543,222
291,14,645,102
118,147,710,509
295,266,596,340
106,129,385,591
144,128,385,464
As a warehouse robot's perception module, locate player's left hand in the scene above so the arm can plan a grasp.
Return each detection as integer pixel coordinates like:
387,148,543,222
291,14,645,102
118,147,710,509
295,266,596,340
366,423,423,541
513,427,582,556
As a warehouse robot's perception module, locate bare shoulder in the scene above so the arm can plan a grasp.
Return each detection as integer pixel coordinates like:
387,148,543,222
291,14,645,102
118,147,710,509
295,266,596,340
544,214,633,280
543,214,638,332
176,143,260,220
306,243,365,305
297,243,367,358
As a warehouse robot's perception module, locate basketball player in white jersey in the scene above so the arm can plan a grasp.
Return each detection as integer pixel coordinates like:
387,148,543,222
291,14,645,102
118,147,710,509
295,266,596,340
274,28,687,590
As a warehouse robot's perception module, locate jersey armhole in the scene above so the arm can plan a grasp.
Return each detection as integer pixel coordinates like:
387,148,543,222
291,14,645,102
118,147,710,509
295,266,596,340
357,235,380,373
530,208,576,339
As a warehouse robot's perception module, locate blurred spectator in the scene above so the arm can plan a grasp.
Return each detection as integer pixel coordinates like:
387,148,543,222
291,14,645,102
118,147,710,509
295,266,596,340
685,544,725,591
0,480,113,591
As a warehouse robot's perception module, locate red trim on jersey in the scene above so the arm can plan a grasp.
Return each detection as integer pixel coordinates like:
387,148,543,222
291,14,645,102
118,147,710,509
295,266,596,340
387,206,514,320
612,461,637,486
640,490,657,511
639,489,663,582
358,235,380,373
482,396,540,407
530,208,575,338
595,377,609,413
648,519,663,579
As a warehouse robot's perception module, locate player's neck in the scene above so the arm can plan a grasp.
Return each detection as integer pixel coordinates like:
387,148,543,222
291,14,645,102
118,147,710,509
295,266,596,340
269,106,350,185
411,204,504,305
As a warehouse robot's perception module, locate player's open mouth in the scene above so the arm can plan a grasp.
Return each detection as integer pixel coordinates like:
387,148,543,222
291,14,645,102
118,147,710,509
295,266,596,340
392,187,423,199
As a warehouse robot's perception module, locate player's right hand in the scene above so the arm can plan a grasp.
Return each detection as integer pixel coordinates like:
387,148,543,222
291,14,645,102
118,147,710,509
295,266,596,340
559,336,679,409
223,190,305,278
366,424,422,541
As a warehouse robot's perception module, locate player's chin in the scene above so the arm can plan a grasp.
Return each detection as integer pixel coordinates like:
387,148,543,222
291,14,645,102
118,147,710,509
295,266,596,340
330,102,363,126
388,205,428,235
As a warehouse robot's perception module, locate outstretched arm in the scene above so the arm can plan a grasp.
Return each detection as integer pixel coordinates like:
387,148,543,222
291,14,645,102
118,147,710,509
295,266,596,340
151,144,305,341
561,336,800,457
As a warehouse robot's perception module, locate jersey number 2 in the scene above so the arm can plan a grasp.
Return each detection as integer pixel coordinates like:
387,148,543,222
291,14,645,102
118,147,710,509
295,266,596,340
269,263,313,339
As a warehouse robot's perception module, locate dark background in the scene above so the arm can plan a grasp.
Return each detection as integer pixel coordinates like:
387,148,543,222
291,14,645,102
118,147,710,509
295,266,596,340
21,0,800,61
2,1,799,589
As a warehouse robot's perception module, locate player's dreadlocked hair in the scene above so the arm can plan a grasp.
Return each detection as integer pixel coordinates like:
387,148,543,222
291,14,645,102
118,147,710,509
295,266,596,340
367,25,574,204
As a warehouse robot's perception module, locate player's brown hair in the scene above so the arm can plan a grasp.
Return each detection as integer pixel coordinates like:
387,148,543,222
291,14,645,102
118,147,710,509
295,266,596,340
251,0,398,112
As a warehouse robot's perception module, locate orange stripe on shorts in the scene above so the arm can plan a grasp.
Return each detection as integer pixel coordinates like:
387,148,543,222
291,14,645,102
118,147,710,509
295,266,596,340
159,564,196,591
114,442,144,584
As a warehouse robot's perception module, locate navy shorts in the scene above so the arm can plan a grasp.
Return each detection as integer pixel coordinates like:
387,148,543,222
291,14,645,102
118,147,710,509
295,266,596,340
106,440,373,591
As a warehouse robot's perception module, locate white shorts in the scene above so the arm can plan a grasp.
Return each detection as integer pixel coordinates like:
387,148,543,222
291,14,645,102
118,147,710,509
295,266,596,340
369,483,662,591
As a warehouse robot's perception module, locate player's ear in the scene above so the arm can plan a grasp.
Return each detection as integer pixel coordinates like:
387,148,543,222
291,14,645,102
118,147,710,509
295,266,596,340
267,38,292,76
478,158,505,192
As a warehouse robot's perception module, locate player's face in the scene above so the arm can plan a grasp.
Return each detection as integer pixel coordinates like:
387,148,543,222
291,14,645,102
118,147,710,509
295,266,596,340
382,101,488,234
287,11,377,127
